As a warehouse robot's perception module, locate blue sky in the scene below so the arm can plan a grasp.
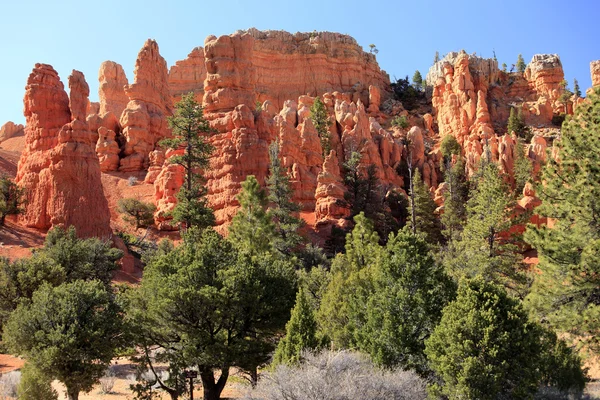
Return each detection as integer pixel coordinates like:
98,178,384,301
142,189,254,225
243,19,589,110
1,0,598,125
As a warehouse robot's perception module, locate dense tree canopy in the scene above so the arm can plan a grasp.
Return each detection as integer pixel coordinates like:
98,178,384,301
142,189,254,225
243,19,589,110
3,280,123,400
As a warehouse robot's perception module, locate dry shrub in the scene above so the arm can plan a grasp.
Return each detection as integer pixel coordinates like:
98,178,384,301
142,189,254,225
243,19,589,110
99,367,117,394
0,371,20,399
243,350,427,400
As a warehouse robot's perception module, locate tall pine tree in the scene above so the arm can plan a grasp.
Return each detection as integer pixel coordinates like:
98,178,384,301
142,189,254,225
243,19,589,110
525,89,600,352
267,140,303,256
408,168,442,245
161,93,215,230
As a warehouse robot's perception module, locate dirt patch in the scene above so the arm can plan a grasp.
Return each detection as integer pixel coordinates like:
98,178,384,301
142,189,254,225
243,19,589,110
0,354,24,374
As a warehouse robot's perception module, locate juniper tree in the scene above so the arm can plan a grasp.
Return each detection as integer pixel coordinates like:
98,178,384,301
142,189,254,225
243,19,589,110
439,136,468,239
161,93,215,230
273,288,320,366
525,89,600,353
3,280,123,400
117,198,156,229
425,277,543,399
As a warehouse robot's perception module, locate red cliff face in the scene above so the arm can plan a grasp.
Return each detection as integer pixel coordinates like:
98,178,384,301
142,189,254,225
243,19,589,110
0,121,24,143
16,65,111,238
168,46,206,103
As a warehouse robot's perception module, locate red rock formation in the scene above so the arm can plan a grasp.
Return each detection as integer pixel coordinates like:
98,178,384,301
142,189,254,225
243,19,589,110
120,39,173,172
96,126,120,172
16,65,111,238
315,150,349,226
591,60,600,88
98,61,129,118
524,54,564,103
201,29,390,114
168,47,206,102
0,121,24,143
153,149,184,230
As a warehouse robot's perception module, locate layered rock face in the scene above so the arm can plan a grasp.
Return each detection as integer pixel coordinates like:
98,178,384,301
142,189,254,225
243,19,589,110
168,47,206,102
16,65,111,238
171,29,390,114
0,121,24,142
119,39,173,172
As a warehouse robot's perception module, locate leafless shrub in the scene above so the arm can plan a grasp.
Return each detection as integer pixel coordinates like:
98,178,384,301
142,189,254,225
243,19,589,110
99,367,117,394
243,350,427,400
128,176,138,186
0,371,20,399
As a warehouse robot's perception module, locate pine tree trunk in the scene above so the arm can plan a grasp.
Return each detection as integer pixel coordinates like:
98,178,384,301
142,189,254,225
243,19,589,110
200,367,229,400
66,387,79,400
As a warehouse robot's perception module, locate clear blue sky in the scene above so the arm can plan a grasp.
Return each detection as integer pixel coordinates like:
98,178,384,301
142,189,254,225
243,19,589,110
1,0,598,125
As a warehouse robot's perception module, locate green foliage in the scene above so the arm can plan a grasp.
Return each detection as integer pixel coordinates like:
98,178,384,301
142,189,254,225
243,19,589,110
412,70,423,91
391,76,422,110
391,115,409,129
573,78,582,97
502,62,508,72
524,88,600,352
441,158,469,240
3,280,123,400
516,53,527,73
318,213,379,347
439,135,462,168
126,227,296,400
42,226,123,286
361,228,455,374
507,106,531,140
559,79,574,104
425,277,543,400
273,288,320,366
443,163,526,293
267,140,303,256
117,198,156,229
514,138,533,195
17,362,59,400
0,176,25,225
408,168,443,245
538,327,587,394
228,175,276,256
310,97,332,157
341,152,396,239
368,44,378,54
318,215,454,374
161,92,215,230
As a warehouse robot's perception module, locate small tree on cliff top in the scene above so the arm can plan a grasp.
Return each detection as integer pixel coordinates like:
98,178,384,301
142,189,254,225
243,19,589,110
161,93,215,230
516,54,526,73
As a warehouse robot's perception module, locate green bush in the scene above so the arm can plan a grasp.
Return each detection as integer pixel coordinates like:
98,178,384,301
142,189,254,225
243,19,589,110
391,115,409,129
17,363,58,400
117,198,156,229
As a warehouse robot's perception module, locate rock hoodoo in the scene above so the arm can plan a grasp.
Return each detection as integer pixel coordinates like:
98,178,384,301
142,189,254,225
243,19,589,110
98,61,129,118
119,39,173,172
16,65,111,238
